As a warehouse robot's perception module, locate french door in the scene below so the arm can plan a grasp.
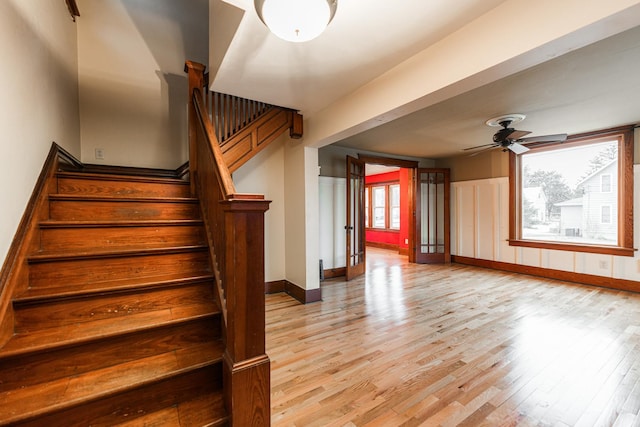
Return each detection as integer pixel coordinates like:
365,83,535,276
415,168,450,264
345,156,366,280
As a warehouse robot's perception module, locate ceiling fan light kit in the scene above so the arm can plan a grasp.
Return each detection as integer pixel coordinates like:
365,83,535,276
464,113,568,156
255,0,338,43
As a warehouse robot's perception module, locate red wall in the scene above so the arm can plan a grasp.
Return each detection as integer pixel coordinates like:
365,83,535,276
365,170,410,251
399,168,410,251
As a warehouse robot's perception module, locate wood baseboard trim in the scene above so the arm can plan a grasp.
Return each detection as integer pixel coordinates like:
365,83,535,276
0,142,64,347
398,247,409,256
366,242,399,251
323,267,345,279
452,255,640,294
265,280,286,294
265,280,322,304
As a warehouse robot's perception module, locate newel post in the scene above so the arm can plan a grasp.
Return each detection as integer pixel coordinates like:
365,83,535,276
222,197,271,426
184,60,206,196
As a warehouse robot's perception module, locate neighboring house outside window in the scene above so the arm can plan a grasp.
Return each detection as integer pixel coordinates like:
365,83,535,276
575,160,617,242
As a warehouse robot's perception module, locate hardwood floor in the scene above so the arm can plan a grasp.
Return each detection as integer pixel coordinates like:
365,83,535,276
266,247,640,426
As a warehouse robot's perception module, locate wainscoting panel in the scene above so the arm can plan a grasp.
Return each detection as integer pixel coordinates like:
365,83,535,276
319,176,346,270
450,168,640,284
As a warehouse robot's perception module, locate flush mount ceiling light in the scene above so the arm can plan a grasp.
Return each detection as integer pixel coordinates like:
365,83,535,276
254,0,337,43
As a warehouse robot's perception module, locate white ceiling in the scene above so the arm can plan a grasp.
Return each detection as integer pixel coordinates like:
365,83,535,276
211,1,640,160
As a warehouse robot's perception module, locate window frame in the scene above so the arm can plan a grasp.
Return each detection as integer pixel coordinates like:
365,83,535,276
509,125,634,257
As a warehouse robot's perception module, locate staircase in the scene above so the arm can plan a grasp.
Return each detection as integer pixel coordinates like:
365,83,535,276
0,169,228,426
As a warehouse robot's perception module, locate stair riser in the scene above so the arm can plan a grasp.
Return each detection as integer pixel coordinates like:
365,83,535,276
49,200,200,221
12,365,224,427
39,225,206,252
1,317,220,391
15,283,215,332
29,251,211,288
57,177,191,198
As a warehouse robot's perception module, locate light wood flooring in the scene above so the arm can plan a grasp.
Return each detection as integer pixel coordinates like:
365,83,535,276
266,247,640,426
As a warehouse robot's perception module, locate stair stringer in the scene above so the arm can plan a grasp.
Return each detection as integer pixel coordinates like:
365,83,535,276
219,107,303,173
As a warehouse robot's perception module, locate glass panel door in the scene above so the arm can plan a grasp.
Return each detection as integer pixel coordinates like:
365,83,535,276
346,156,366,280
416,169,450,264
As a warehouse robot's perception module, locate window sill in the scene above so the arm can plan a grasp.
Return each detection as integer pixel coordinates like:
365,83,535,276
508,239,636,257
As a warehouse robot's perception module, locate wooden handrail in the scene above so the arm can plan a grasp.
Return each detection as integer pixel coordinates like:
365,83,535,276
185,60,271,426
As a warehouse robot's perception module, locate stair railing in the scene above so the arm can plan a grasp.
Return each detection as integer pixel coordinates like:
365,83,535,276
207,91,274,146
185,61,271,427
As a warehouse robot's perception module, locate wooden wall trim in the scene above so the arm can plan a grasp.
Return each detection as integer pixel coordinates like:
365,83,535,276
322,267,346,279
452,255,640,294
0,142,65,346
265,280,322,304
65,0,80,21
366,241,399,251
265,280,286,294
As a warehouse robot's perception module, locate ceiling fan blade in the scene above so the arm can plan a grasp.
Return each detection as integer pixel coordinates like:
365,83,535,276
518,133,568,143
463,142,497,151
468,145,498,157
508,142,530,155
506,129,531,140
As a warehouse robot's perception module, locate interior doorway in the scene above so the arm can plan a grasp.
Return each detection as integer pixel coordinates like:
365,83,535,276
345,155,419,281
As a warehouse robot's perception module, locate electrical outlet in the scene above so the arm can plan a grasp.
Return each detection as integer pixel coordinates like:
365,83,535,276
598,260,608,269
95,148,104,160
405,238,409,244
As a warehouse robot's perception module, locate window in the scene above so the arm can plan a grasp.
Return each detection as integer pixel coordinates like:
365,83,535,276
365,181,401,231
390,184,400,229
364,189,369,228
372,186,386,228
601,206,611,224
510,126,634,256
601,174,611,192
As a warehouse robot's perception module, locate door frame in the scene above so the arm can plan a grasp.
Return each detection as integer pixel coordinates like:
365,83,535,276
357,155,419,263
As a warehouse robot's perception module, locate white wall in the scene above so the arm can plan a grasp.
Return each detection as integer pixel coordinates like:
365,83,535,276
233,136,287,282
284,143,320,290
0,0,80,265
76,0,207,169
318,177,346,270
450,167,640,282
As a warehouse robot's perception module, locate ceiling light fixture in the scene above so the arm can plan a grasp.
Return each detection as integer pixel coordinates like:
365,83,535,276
254,0,337,43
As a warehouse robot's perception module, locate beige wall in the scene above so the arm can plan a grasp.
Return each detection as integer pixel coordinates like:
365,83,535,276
233,136,287,282
0,0,80,265
76,0,207,169
436,149,509,182
438,127,640,183
284,143,320,290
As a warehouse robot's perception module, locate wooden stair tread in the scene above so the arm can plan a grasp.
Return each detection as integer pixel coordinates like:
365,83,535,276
17,273,215,302
49,193,198,203
0,302,219,359
39,219,204,228
0,347,222,425
113,393,229,427
56,170,190,185
28,244,208,263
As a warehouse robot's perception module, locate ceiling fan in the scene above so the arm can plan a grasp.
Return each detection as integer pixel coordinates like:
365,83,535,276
464,114,568,156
